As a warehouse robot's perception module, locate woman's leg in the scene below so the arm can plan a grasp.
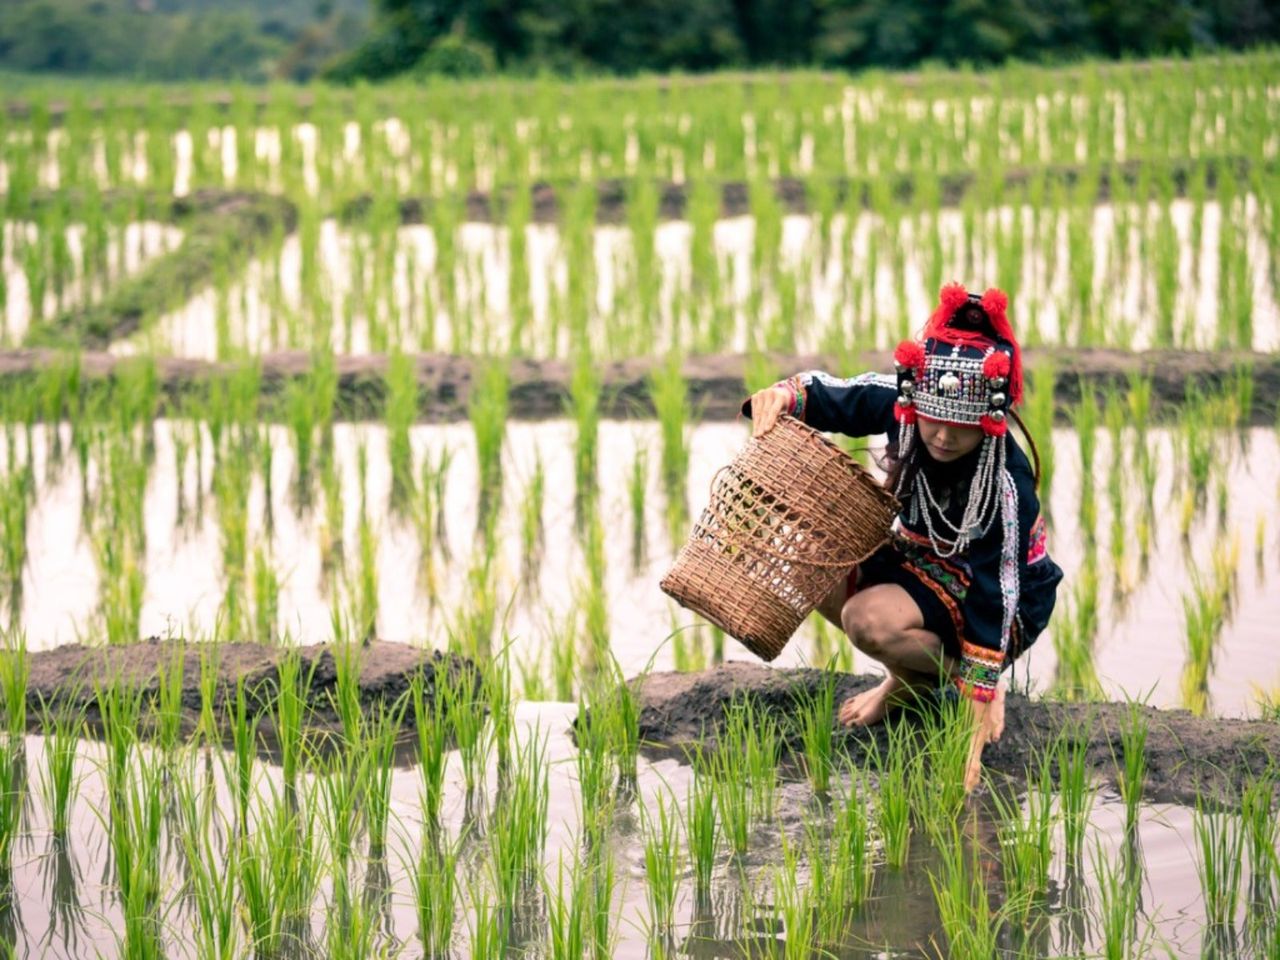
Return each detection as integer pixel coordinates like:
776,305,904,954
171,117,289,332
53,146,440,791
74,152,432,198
835,583,958,726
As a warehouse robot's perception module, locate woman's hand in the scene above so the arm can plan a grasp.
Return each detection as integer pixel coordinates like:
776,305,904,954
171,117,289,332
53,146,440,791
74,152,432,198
748,385,796,437
963,687,1005,793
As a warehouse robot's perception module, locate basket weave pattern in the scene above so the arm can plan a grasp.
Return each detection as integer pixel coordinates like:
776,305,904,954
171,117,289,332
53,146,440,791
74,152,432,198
660,416,900,661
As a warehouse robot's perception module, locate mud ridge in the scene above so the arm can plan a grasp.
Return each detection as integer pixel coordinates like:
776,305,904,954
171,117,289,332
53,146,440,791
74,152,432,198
23,637,476,760
633,663,1280,809
0,347,1275,425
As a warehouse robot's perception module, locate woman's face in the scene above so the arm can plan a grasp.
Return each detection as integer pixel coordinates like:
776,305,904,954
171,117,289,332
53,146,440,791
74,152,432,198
917,417,984,462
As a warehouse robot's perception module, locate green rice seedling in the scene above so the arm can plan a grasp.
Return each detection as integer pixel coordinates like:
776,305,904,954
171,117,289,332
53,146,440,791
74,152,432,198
101,746,166,960
468,357,509,530
684,762,719,898
519,446,546,584
0,464,32,621
0,630,29,739
316,744,363,881
483,727,550,911
640,786,682,937
990,755,1057,913
467,878,509,959
1071,385,1099,539
442,663,490,798
0,735,22,891
807,774,875,946
37,698,83,841
1240,771,1277,913
1050,562,1103,702
485,647,517,784
709,739,751,857
772,834,817,960
1055,726,1096,866
1115,698,1148,837
197,640,221,750
875,723,913,868
716,698,776,821
224,676,259,831
1194,796,1245,927
352,508,379,644
1180,569,1228,717
329,635,364,748
250,545,280,646
175,775,240,960
411,670,448,834
544,853,589,960
362,696,406,859
794,672,836,794
597,663,639,787
927,819,1023,960
153,639,185,759
912,693,974,829
97,674,144,807
1090,838,1153,960
628,438,648,570
548,604,579,701
241,776,322,955
385,349,417,514
411,827,462,958
273,647,309,796
567,346,601,531
578,503,610,673
649,349,691,546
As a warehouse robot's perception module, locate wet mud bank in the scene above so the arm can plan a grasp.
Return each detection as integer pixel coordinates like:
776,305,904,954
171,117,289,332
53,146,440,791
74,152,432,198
22,637,475,757
2,346,1276,424
633,663,1280,808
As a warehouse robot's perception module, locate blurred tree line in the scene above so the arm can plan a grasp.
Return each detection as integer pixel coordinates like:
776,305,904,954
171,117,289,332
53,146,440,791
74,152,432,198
0,0,366,82
329,0,1279,79
0,0,1274,83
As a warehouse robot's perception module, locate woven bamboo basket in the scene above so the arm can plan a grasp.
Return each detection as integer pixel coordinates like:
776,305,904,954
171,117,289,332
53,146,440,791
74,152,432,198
660,415,900,661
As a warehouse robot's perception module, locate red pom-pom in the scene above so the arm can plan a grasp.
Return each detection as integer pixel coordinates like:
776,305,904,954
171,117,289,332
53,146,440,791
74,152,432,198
983,351,1011,379
980,288,1008,320
894,401,917,425
981,413,1008,437
940,282,969,312
894,340,925,372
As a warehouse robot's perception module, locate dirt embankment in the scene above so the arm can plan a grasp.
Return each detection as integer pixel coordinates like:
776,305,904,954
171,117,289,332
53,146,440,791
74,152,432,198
22,637,474,760
0,347,1275,425
633,662,1280,808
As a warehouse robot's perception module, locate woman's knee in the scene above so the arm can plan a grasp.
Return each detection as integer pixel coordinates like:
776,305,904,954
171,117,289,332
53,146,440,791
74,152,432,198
841,595,895,657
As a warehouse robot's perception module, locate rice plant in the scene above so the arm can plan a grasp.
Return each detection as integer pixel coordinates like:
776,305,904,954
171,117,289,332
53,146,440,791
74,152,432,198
639,786,682,937
649,348,691,547
411,669,449,834
468,356,509,530
1091,838,1155,960
684,762,719,898
990,755,1057,912
795,672,836,794
876,722,913,869
1194,796,1245,927
927,819,1024,960
411,828,462,958
0,630,28,740
37,698,84,841
1115,699,1149,837
1055,726,1096,866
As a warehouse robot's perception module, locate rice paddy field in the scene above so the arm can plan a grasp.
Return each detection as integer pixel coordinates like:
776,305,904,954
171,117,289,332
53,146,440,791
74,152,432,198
0,50,1278,958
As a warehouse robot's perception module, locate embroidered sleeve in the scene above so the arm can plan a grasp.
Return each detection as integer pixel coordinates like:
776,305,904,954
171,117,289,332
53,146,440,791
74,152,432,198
740,370,897,437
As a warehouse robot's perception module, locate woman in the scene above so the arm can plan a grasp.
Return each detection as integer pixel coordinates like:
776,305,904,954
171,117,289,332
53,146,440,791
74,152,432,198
742,283,1064,791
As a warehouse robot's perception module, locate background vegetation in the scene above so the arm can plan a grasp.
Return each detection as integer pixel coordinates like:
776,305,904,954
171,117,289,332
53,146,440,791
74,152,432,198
0,0,1276,84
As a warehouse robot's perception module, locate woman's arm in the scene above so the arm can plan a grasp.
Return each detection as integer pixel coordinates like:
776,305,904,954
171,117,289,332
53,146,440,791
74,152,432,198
741,370,898,437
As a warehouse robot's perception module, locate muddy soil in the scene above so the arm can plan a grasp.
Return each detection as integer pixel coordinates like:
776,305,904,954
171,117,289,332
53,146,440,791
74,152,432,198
633,662,1280,808
2,346,1274,425
342,156,1259,225
22,636,474,760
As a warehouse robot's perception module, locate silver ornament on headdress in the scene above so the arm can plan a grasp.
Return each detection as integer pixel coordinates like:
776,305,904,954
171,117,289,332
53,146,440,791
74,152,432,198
938,372,962,398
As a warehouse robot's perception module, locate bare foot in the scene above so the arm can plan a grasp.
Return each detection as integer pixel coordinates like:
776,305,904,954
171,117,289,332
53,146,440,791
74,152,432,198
837,674,922,727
